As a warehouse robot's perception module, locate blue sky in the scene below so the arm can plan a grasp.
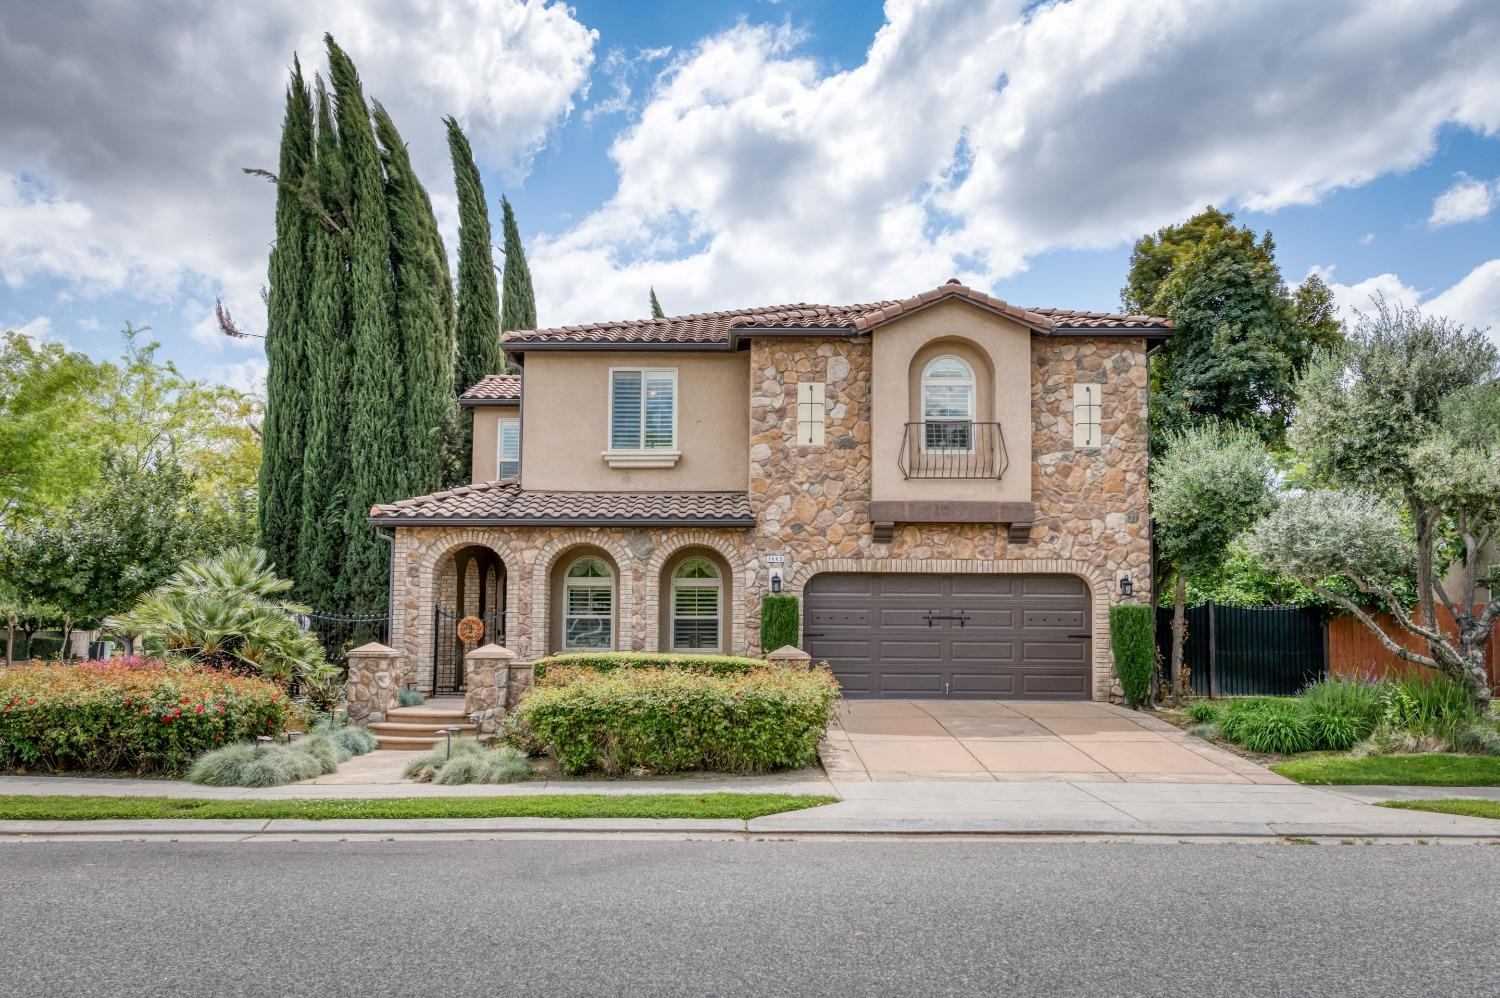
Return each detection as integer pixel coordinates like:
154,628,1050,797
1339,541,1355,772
2,0,1498,391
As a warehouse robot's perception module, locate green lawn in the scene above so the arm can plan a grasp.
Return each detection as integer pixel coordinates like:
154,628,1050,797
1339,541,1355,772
1271,753,1500,786
0,793,838,822
1380,798,1500,821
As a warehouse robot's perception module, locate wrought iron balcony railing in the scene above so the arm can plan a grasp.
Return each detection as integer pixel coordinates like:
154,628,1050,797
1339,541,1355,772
898,421,1009,480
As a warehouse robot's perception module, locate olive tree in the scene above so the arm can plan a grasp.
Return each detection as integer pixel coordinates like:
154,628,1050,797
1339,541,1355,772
1151,423,1276,697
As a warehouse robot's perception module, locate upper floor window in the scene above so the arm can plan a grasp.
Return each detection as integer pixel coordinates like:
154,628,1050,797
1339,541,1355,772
497,418,520,479
922,355,975,451
563,556,614,650
609,369,677,452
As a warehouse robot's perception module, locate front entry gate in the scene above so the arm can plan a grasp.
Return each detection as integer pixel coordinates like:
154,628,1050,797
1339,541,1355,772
430,609,506,696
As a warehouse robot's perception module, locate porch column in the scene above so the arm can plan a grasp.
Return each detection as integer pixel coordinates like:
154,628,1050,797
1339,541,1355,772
345,642,405,727
463,642,516,734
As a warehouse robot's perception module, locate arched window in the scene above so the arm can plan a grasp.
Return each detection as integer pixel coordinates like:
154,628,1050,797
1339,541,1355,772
921,355,975,451
670,557,721,652
563,556,614,650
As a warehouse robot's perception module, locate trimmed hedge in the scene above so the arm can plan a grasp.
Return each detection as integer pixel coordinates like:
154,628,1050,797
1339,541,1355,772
759,595,800,652
511,666,840,776
0,659,290,776
532,651,767,681
1108,604,1154,708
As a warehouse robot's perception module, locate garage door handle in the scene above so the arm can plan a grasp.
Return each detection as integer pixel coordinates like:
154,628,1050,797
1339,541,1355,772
1068,633,1092,639
803,632,825,638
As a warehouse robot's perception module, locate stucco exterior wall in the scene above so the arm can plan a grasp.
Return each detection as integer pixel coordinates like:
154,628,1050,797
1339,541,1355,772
390,320,1152,701
468,406,517,483
518,350,750,492
870,299,1034,505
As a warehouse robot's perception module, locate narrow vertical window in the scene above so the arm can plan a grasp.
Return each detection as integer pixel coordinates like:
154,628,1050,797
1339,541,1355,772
795,381,825,446
922,356,975,451
1073,383,1103,449
497,419,520,479
563,557,614,650
670,558,722,651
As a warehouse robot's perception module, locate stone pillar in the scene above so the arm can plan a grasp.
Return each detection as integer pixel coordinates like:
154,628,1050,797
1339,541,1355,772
463,643,515,734
345,642,405,727
766,645,813,669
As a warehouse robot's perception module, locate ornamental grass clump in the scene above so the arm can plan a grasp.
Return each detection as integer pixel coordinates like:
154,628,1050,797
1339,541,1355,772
0,660,289,777
513,666,841,777
403,739,533,784
187,740,327,787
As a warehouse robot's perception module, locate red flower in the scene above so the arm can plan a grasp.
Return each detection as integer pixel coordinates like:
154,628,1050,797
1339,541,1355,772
180,696,190,704
194,705,204,714
172,709,181,718
26,698,35,705
3,706,10,712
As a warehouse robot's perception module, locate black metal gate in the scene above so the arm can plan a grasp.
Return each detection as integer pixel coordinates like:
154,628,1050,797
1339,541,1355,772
298,612,389,672
430,609,505,696
1155,602,1327,696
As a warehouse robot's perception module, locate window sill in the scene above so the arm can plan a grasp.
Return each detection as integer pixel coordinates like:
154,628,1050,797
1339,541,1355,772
603,449,681,469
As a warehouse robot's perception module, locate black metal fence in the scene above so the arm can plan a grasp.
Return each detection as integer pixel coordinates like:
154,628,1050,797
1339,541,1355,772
297,612,389,673
1155,602,1327,696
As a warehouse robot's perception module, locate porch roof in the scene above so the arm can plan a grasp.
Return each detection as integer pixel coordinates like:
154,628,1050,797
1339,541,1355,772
369,481,755,527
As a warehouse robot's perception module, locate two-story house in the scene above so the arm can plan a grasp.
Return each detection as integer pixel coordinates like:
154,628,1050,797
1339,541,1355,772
370,280,1170,700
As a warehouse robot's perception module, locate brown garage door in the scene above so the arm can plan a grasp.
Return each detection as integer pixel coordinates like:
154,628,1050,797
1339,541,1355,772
803,573,1092,699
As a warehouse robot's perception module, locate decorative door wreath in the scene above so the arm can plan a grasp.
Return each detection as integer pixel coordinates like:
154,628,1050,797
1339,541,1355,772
456,615,486,643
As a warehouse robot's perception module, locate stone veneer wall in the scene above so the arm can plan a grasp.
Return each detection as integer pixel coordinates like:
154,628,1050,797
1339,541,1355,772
389,333,1151,700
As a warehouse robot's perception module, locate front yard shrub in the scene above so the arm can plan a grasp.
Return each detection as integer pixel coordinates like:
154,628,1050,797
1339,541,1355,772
1379,673,1477,742
759,595,800,652
532,651,767,681
404,739,532,784
313,716,379,757
512,666,841,776
1453,724,1500,757
186,740,327,787
0,660,289,776
1108,604,1154,708
1184,701,1222,724
1232,700,1317,754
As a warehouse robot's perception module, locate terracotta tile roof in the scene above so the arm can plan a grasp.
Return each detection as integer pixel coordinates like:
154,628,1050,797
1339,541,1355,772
458,373,521,403
502,280,1169,347
370,480,754,526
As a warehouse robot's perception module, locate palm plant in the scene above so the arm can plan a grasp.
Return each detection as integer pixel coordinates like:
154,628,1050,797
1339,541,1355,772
110,547,336,694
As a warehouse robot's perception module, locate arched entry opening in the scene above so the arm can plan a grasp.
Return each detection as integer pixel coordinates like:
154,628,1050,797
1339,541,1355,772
431,544,507,695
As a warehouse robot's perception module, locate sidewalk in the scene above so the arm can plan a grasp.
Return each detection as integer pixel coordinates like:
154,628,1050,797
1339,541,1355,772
2,770,1499,840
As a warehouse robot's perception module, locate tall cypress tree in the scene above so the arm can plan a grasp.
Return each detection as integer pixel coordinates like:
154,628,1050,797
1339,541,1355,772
259,59,314,578
326,34,404,611
372,100,454,497
649,287,665,318
295,75,353,605
500,195,536,348
446,117,502,399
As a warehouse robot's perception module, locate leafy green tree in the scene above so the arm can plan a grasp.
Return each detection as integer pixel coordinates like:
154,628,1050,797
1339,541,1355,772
327,34,407,611
0,331,105,518
649,287,665,319
1291,300,1499,637
1124,208,1339,448
1151,423,1276,697
500,195,536,339
258,59,316,578
446,116,502,402
373,100,455,497
295,76,353,606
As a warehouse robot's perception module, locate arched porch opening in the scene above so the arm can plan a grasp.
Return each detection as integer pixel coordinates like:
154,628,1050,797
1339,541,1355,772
431,544,507,695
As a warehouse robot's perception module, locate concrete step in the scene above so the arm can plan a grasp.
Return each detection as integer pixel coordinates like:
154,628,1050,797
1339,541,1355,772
373,734,446,750
369,721,477,736
386,706,470,724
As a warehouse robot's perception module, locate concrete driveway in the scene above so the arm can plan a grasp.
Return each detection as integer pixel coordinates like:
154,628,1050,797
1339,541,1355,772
822,699,1290,784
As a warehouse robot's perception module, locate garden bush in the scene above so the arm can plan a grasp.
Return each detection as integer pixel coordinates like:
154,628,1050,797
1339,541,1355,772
1184,700,1222,724
759,595,800,652
1108,604,1154,708
1379,674,1477,742
0,659,289,776
511,666,841,776
1231,700,1317,754
532,651,768,681
188,740,326,787
404,739,533,784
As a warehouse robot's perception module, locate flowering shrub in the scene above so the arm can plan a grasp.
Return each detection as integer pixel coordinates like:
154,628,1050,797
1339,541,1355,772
0,659,289,776
511,666,840,776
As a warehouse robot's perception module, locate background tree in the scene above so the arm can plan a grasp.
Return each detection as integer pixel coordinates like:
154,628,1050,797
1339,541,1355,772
649,287,665,319
295,75,353,604
1151,423,1276,697
257,59,315,578
500,195,536,343
1123,207,1339,449
0,331,104,518
373,100,455,496
446,115,502,477
1291,300,1499,638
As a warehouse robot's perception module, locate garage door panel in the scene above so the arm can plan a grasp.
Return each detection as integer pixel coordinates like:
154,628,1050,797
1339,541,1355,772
805,572,1092,700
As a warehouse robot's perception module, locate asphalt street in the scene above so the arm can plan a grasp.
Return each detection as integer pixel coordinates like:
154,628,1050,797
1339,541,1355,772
0,838,1493,997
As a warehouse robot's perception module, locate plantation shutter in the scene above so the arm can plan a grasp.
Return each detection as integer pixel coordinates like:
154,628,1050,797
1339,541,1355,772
498,419,520,478
643,371,675,449
611,371,642,449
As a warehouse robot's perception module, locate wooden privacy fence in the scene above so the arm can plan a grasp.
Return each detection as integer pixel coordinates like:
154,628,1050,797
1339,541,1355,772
1328,606,1498,687
1155,602,1327,697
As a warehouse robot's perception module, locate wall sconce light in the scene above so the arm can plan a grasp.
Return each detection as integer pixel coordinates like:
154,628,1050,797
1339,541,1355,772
1114,575,1134,600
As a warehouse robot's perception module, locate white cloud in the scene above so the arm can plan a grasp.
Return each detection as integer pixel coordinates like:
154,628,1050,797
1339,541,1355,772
1312,261,1500,343
1429,171,1498,227
532,0,1500,324
207,357,270,396
1360,232,1375,245
0,0,597,339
